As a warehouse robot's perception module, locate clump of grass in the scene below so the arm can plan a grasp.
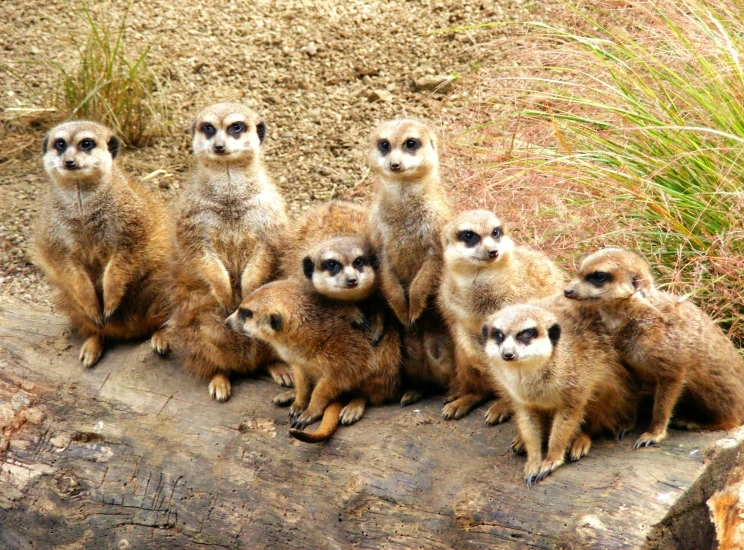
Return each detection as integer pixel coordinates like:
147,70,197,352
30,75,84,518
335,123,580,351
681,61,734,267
448,0,744,343
52,1,169,147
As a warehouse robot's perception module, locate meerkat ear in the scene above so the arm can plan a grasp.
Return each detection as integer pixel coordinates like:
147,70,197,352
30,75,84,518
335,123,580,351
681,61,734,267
269,313,283,332
631,275,642,290
107,136,120,159
369,253,379,270
548,323,561,346
42,137,49,154
302,257,314,279
256,122,267,144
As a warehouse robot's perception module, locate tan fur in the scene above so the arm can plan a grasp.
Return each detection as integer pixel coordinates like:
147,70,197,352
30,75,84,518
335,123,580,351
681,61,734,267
483,298,637,486
438,210,567,422
367,119,454,403
167,102,291,401
565,247,744,448
33,121,172,368
226,280,401,442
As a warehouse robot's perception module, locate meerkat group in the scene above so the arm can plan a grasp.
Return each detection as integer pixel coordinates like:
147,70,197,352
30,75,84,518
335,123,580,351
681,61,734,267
33,105,744,486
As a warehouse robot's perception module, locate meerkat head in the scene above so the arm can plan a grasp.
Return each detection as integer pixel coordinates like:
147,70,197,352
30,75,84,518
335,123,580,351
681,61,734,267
368,119,438,183
225,281,297,343
191,102,266,168
42,121,120,189
301,236,376,301
442,210,514,271
481,304,561,371
564,247,655,303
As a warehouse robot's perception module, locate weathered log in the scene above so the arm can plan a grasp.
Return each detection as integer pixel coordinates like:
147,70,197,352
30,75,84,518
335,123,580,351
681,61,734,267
0,296,741,549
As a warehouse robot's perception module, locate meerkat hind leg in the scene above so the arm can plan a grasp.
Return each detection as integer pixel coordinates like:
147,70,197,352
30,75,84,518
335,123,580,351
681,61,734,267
273,390,296,407
569,433,592,462
80,334,104,368
442,393,485,420
340,397,367,425
400,389,424,406
485,399,512,426
150,330,171,355
209,373,231,402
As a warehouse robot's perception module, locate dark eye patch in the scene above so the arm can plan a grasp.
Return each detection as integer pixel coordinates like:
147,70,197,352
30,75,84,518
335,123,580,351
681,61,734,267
269,313,283,332
403,138,420,152
489,328,505,344
586,271,612,287
227,121,246,136
457,230,481,247
53,138,67,153
377,139,391,155
200,123,216,138
79,138,96,151
238,308,253,321
353,257,369,271
516,328,538,345
321,259,342,276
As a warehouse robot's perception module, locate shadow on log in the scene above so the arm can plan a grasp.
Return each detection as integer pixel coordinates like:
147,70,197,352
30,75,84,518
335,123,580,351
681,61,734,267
0,297,742,549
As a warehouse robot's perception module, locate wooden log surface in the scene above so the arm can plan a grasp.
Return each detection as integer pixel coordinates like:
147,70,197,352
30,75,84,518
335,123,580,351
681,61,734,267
0,296,742,549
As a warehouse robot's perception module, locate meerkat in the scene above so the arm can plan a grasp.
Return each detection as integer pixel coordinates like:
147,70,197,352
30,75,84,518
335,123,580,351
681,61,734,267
367,118,455,403
167,102,291,401
226,279,401,442
438,210,568,423
482,299,637,486
564,247,744,448
33,121,172,368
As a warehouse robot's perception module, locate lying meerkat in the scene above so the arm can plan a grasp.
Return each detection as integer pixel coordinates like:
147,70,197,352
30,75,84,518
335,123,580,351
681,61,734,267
168,102,291,401
564,247,744,448
438,210,567,423
367,118,455,403
226,279,401,442
482,300,637,486
33,121,172,368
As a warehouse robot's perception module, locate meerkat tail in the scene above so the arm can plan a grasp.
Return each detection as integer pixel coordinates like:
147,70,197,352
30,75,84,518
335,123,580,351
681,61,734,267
289,402,344,443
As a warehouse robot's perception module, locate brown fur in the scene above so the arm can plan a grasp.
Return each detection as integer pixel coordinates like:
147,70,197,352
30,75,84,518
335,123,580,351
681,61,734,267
438,210,567,423
33,121,172,368
167,102,291,401
483,298,637,486
565,247,744,448
368,119,454,403
226,280,401,442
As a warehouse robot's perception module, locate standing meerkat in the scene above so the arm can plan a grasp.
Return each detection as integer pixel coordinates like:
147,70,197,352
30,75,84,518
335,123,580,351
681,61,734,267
367,118,454,403
564,247,744,448
482,300,637,486
168,102,291,401
438,210,567,423
33,121,172,368
226,279,401,442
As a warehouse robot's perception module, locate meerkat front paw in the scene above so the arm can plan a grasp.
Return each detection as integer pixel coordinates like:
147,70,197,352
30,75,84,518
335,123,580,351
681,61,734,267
289,400,308,421
339,399,366,425
441,396,477,420
531,458,565,485
511,435,526,455
208,373,231,402
273,390,296,407
524,460,542,488
400,390,423,406
150,330,171,355
290,409,320,430
569,433,592,462
485,401,512,425
266,363,293,387
79,334,104,368
633,429,667,449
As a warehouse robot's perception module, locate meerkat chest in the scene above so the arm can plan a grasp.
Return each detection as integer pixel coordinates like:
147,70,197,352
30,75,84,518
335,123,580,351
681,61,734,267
377,202,437,283
445,272,509,325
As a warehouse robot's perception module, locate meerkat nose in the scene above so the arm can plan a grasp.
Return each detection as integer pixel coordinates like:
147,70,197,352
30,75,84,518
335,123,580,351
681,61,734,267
502,351,516,361
564,288,575,299
346,278,358,287
389,162,401,172
213,144,226,154
488,250,498,258
64,160,77,169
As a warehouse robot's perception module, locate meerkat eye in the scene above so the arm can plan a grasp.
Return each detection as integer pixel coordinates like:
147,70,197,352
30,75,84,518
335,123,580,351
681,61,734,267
490,328,505,344
492,227,502,238
53,139,67,153
457,230,480,247
404,138,420,151
353,257,367,269
200,123,216,138
322,259,342,275
238,308,253,320
377,139,391,154
516,328,538,345
586,271,612,287
79,138,95,151
227,121,246,136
